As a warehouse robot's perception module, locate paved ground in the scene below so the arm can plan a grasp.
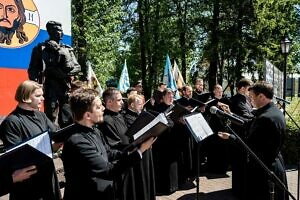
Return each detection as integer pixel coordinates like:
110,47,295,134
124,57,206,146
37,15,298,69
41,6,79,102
1,159,299,200
157,167,299,200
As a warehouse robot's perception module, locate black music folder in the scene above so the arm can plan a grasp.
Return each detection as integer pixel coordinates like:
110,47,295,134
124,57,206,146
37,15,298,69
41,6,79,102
195,92,212,103
166,103,192,123
124,112,169,151
0,131,53,171
125,111,156,138
183,112,214,143
51,123,76,142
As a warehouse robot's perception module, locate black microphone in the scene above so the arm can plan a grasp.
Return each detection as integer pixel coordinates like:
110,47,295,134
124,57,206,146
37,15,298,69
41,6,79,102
210,106,244,126
274,96,290,104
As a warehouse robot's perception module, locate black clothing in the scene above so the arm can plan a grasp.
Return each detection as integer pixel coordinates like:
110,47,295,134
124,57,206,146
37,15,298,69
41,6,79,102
245,102,288,200
100,109,129,150
205,97,230,174
176,97,199,108
123,109,156,200
174,97,196,184
61,123,142,200
152,103,179,194
123,109,139,127
152,89,163,106
0,169,13,196
0,106,61,200
193,91,211,103
192,90,203,101
99,109,135,200
230,93,253,124
0,107,58,147
229,93,253,198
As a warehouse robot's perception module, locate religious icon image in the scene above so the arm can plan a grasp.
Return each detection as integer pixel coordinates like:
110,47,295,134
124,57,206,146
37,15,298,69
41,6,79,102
0,0,39,48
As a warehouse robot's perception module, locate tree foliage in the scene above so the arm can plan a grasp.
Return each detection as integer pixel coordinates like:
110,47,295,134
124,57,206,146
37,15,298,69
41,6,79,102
71,0,300,96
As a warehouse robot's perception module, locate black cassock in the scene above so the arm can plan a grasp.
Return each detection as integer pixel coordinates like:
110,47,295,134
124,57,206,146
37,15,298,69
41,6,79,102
123,109,156,200
0,106,61,200
245,103,288,200
99,109,136,200
229,93,254,199
174,98,197,185
151,103,179,195
204,97,230,174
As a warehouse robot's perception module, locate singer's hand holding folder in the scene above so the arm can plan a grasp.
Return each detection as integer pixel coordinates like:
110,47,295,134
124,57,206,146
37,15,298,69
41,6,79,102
124,111,169,151
0,131,53,171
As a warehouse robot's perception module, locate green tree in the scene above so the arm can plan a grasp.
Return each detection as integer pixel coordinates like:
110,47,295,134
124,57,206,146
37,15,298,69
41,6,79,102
72,0,123,86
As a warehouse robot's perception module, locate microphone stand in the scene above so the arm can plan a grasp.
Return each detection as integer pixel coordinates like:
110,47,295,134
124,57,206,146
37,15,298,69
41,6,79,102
195,142,201,200
276,100,300,200
225,124,296,200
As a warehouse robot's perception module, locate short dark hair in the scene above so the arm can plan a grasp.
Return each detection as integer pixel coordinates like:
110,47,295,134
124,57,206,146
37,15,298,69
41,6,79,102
102,87,120,104
158,82,166,87
162,88,174,96
248,81,273,99
69,88,99,121
236,78,253,90
182,85,192,92
133,80,142,87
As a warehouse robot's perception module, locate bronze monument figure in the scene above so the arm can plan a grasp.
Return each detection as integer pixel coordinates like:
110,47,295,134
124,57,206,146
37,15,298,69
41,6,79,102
28,20,81,127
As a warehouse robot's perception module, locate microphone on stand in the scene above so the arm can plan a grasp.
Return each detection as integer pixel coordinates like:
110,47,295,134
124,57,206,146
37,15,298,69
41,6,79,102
210,106,244,126
274,96,290,104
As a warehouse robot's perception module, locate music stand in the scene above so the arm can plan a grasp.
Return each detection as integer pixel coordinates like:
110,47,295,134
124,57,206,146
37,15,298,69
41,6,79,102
183,112,214,200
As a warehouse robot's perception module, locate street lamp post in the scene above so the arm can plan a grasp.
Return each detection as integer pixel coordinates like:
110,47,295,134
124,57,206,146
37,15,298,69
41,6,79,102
280,37,291,114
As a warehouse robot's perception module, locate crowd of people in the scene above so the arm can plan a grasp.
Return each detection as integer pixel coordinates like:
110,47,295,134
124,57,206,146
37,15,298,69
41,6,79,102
0,18,289,200
0,75,290,200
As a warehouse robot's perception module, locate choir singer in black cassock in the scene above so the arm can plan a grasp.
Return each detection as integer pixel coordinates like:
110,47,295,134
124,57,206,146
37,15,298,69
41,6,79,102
192,78,204,99
204,84,230,174
123,94,156,200
219,81,288,200
98,87,135,200
175,85,199,186
229,78,254,199
60,88,156,200
151,88,179,195
0,80,62,200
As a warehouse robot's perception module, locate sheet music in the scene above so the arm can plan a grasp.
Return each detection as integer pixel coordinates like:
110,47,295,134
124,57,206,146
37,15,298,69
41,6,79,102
133,113,168,140
6,131,53,158
183,113,214,142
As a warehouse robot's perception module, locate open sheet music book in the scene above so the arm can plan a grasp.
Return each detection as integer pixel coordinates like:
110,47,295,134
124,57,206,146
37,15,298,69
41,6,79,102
124,112,169,151
6,131,52,158
0,131,53,170
183,113,214,143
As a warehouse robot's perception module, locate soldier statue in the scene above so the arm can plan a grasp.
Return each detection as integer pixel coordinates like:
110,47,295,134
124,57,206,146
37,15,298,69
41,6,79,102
28,21,81,127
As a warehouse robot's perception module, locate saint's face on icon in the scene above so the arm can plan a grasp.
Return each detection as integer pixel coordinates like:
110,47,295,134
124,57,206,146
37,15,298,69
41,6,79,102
0,0,28,45
0,0,19,29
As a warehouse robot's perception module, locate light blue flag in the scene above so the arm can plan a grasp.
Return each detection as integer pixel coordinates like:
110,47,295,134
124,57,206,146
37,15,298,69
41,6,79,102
162,54,180,99
118,60,130,93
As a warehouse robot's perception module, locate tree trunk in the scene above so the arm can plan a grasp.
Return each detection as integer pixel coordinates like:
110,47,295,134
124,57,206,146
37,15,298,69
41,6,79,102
208,0,220,91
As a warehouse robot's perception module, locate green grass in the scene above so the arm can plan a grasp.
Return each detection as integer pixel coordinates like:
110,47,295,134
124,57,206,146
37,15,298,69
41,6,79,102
286,97,300,129
282,97,300,165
